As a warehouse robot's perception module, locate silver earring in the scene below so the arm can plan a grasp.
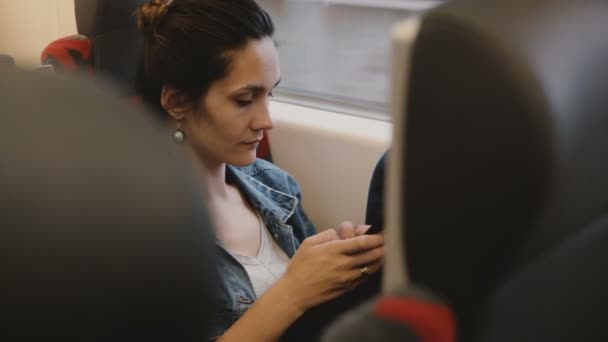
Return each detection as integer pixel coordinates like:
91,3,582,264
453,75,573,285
173,122,185,144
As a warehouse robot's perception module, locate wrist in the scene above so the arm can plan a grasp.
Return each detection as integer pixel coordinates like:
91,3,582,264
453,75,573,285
271,276,307,319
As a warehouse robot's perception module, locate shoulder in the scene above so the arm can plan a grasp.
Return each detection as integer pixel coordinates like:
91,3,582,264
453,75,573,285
232,159,301,195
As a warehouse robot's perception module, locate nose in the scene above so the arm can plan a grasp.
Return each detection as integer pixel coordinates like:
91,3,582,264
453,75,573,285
252,99,274,132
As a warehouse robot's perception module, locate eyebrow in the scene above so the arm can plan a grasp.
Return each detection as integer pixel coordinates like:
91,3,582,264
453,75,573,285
234,79,282,94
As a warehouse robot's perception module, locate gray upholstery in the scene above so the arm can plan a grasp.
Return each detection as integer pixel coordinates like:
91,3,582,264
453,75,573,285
74,0,146,92
0,70,218,341
398,0,608,340
479,216,608,341
0,54,16,69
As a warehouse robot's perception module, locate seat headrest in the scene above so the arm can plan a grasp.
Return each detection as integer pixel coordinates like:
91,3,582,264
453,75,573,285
402,0,608,335
0,70,218,340
0,54,16,69
41,35,93,73
74,0,146,37
73,0,146,93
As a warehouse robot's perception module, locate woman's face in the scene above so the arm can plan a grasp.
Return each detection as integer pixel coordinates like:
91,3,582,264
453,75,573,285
182,37,280,167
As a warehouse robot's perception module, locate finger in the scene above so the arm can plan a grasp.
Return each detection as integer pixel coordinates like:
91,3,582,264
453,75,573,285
338,221,355,239
343,260,384,284
329,234,384,254
348,246,385,268
354,224,371,236
363,259,383,275
303,228,339,246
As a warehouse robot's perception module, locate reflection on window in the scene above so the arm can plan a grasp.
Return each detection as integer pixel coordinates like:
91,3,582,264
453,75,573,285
258,0,438,120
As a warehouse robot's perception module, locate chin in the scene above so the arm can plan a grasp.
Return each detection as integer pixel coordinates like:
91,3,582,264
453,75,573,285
226,152,257,167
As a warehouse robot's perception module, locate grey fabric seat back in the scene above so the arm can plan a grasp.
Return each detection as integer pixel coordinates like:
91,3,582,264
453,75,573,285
74,0,146,93
479,215,608,341
0,70,218,341
401,0,608,340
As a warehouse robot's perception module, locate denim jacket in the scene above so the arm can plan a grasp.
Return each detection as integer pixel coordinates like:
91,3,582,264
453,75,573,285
207,159,317,340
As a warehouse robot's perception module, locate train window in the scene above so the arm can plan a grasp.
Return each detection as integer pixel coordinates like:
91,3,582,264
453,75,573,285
258,0,441,120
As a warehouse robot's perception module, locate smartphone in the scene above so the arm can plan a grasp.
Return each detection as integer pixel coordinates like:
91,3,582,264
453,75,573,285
364,224,382,235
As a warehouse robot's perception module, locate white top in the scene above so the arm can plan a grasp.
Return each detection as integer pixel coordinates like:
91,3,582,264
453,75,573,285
228,214,290,298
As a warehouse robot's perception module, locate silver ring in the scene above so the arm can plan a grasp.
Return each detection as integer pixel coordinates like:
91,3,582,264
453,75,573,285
360,266,369,278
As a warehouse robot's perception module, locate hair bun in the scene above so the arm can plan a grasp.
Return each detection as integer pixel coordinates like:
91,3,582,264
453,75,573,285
136,0,173,31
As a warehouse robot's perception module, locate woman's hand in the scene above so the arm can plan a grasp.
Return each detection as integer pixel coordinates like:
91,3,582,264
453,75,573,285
278,229,384,313
217,229,384,342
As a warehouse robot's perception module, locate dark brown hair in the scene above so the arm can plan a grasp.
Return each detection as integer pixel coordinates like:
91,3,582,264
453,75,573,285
136,0,275,116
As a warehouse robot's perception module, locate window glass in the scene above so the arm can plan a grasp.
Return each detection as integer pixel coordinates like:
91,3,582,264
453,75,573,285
259,0,439,120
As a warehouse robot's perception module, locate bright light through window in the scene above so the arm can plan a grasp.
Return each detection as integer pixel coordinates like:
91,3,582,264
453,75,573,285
258,0,440,120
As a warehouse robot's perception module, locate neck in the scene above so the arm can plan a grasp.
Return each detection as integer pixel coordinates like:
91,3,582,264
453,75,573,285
194,152,229,200
175,138,230,200
168,118,230,200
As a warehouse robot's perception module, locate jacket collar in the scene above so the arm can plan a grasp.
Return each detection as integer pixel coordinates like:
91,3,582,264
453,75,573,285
225,164,298,224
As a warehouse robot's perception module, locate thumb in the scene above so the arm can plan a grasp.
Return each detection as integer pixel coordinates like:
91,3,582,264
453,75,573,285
355,224,372,236
338,221,356,239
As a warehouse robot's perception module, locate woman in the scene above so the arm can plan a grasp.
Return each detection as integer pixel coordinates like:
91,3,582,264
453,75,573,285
136,0,384,340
